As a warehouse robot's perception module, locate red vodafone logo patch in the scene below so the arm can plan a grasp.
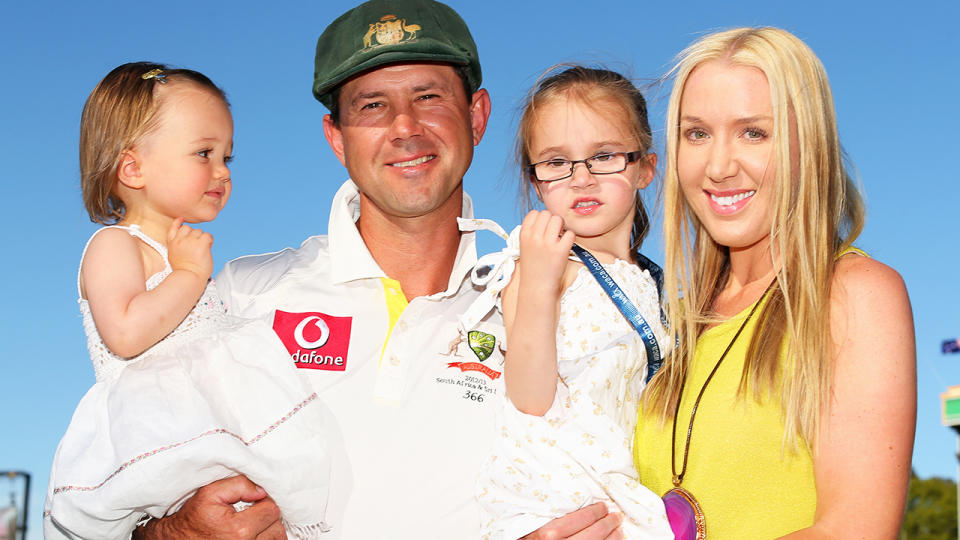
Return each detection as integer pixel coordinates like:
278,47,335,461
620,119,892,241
273,310,352,371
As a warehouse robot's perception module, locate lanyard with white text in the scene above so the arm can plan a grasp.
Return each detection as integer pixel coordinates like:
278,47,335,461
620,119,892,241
571,244,663,382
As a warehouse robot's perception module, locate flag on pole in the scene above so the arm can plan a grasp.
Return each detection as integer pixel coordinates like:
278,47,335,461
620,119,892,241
943,339,960,354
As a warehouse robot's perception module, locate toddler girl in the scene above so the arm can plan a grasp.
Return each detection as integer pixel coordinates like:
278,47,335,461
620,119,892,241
43,62,329,539
460,66,673,538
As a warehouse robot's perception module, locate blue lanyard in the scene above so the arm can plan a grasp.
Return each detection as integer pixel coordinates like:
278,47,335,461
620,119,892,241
571,244,664,382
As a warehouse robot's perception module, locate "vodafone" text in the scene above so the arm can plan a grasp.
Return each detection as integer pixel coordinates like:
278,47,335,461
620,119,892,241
292,350,344,366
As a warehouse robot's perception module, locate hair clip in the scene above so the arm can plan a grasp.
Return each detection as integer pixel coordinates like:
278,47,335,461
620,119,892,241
141,68,167,84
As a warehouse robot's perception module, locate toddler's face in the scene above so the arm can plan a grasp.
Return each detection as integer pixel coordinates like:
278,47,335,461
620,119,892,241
133,82,234,224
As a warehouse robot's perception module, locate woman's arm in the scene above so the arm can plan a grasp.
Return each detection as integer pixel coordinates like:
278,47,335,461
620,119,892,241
82,220,212,358
503,210,575,416
780,255,916,539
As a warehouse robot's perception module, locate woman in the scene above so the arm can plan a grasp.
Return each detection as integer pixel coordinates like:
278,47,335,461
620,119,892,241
634,27,916,538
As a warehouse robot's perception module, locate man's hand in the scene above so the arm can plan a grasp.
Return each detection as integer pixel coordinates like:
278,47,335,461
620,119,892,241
521,503,623,540
133,476,285,540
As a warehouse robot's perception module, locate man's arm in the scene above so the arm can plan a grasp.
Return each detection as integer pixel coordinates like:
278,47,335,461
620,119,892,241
133,476,285,540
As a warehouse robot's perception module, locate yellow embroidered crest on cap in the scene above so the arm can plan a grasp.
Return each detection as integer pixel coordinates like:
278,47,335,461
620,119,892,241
362,14,422,48
312,0,482,109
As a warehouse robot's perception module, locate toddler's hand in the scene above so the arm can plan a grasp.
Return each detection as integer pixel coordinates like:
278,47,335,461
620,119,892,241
518,210,575,295
167,218,214,282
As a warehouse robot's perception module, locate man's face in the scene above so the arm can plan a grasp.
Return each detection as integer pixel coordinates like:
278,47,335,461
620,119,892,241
323,63,490,220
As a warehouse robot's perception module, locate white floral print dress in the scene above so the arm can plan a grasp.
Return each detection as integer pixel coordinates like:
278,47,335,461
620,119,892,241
458,219,673,540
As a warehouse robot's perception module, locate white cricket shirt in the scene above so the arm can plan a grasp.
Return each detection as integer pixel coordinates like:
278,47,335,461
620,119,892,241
216,180,505,539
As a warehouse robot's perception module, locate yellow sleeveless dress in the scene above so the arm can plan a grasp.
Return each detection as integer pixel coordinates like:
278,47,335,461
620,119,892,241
633,297,817,539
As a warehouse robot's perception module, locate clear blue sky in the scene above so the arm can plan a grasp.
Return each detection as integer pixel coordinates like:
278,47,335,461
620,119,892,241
2,1,958,537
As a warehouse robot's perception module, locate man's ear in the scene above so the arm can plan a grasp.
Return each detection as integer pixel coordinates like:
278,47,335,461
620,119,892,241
468,88,491,146
322,114,347,167
116,150,145,189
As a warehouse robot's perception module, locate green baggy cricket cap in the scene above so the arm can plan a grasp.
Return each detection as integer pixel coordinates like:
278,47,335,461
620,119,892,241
312,0,482,109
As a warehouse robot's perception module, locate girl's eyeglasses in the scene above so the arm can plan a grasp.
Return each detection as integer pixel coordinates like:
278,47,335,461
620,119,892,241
527,150,644,182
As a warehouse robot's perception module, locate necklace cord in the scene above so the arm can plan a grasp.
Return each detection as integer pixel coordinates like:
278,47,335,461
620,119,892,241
670,280,776,486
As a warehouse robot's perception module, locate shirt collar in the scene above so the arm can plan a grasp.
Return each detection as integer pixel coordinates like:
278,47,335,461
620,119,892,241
328,179,478,297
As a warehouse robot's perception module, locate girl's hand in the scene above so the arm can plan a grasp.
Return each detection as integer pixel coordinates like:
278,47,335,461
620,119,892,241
518,210,575,296
167,218,214,283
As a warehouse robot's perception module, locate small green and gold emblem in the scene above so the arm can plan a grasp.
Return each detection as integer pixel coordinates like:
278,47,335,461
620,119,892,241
363,14,422,48
467,330,496,362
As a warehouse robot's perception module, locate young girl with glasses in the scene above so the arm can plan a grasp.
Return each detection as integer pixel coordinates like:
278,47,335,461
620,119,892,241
44,62,329,539
461,65,673,538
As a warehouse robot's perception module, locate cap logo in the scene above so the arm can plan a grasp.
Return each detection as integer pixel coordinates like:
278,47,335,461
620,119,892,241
362,14,421,49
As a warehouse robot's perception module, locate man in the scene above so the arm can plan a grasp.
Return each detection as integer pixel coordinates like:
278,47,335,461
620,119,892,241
136,1,622,538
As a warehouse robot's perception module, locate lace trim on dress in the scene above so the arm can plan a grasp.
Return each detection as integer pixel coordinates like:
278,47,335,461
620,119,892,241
51,392,320,495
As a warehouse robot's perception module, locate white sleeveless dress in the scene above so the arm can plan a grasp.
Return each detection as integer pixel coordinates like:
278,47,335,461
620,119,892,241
458,219,673,540
44,225,331,539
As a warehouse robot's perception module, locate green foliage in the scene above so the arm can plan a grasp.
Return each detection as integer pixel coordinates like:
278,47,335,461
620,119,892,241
901,469,958,540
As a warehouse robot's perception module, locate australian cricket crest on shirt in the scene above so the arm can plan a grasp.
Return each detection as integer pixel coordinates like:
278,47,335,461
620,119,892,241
442,328,502,380
436,316,504,405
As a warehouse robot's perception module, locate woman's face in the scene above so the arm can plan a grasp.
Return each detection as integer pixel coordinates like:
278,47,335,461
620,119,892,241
677,60,777,253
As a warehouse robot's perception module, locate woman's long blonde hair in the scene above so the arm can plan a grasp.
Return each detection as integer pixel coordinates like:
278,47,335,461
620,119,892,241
645,27,865,449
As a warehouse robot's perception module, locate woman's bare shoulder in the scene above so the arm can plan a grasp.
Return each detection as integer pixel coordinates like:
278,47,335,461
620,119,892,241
832,251,908,306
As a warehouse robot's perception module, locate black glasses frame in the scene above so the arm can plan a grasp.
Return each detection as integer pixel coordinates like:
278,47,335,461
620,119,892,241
527,150,645,183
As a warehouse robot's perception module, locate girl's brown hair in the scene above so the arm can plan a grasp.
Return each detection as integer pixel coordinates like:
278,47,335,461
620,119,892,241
80,61,227,224
516,65,654,258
